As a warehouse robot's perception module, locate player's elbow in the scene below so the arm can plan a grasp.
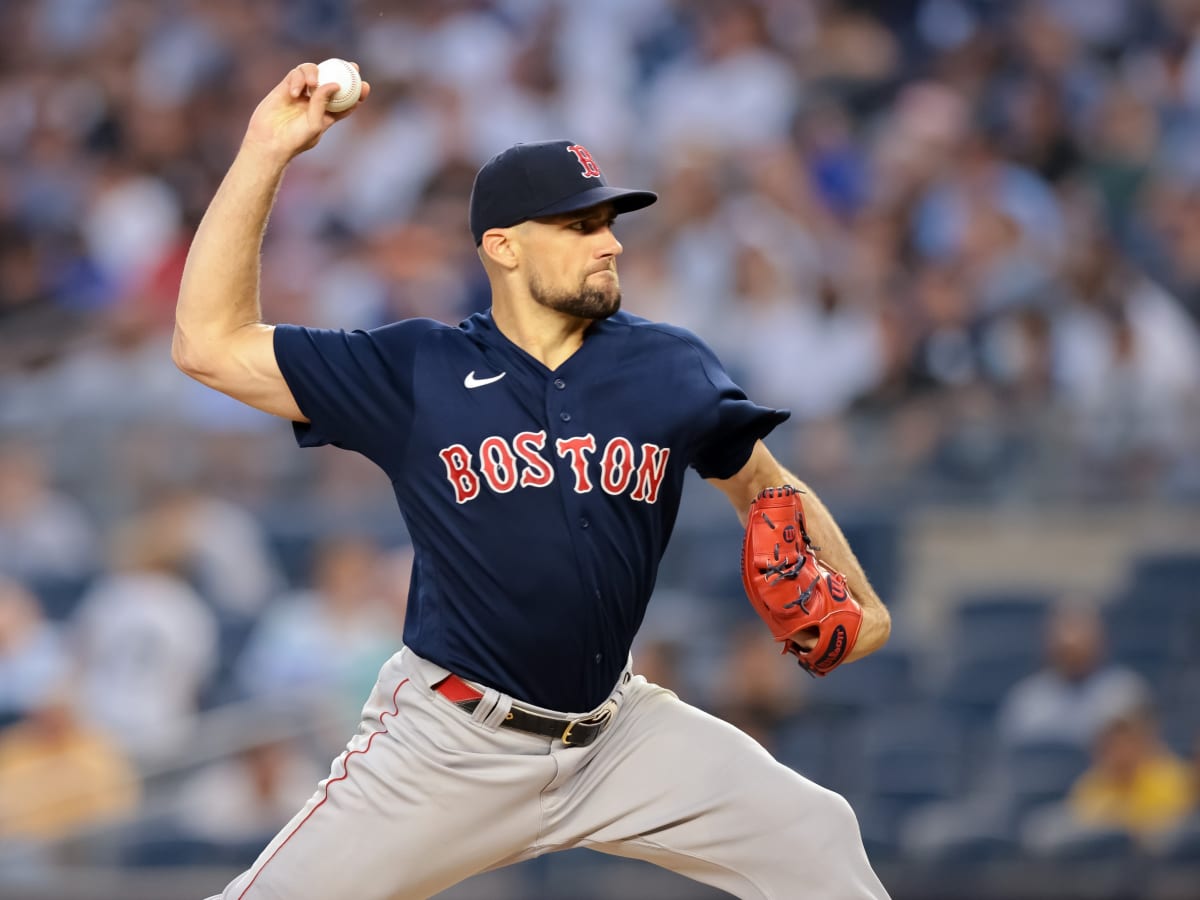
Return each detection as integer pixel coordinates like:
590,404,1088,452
871,604,892,650
172,326,200,375
171,326,219,384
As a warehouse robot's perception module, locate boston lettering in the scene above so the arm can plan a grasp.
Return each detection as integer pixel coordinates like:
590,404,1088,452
439,431,671,504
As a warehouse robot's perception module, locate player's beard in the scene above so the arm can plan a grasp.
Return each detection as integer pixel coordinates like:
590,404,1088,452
529,269,621,320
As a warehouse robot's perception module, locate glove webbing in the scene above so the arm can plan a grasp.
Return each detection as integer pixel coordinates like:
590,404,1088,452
755,508,822,593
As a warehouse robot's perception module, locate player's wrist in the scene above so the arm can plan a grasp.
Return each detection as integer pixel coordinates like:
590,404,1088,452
240,123,296,158
234,136,296,178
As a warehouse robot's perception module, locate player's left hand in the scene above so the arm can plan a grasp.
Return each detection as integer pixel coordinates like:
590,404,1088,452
741,486,863,676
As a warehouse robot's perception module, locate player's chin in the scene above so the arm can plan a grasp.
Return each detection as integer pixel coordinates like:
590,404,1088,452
594,288,622,318
577,282,621,319
582,296,621,320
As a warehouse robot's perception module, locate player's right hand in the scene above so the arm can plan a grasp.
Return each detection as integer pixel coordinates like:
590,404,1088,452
242,62,371,164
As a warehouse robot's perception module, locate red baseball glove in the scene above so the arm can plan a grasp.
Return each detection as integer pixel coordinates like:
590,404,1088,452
741,485,862,676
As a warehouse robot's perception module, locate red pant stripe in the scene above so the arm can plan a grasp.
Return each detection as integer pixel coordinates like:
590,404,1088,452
236,677,411,899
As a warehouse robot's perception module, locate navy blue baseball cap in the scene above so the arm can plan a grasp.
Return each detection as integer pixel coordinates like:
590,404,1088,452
469,140,657,245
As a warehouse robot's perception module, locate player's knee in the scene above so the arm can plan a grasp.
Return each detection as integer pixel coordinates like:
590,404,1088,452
821,789,864,842
781,781,864,846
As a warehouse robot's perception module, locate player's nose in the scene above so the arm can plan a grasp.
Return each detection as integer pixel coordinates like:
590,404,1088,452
597,227,623,258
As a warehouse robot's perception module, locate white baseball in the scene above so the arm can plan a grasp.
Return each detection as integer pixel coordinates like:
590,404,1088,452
315,58,362,113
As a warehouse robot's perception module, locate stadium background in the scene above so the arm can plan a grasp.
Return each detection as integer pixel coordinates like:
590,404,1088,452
2,0,1199,897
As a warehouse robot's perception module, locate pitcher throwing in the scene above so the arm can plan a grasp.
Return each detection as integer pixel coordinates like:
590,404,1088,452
176,61,893,900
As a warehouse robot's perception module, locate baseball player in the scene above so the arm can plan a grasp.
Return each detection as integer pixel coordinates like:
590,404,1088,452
178,63,893,900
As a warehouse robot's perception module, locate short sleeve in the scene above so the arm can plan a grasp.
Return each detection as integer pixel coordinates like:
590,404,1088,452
273,320,438,456
687,335,790,480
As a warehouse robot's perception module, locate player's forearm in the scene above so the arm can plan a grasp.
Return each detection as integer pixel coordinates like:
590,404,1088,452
780,471,892,658
173,144,289,375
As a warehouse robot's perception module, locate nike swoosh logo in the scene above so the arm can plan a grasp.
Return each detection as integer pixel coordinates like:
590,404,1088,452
464,370,506,389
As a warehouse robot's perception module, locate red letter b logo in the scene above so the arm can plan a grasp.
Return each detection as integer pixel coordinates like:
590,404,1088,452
567,144,602,178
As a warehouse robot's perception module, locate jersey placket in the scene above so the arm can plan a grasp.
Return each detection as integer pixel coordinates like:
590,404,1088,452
544,371,610,671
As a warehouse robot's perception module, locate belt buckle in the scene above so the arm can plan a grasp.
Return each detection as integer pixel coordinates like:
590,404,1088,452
561,701,615,746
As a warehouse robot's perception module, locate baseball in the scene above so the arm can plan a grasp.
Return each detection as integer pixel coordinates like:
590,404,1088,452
315,58,361,113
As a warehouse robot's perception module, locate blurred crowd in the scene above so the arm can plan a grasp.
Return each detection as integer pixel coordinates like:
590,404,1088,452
0,444,409,845
3,0,1200,894
5,0,1200,504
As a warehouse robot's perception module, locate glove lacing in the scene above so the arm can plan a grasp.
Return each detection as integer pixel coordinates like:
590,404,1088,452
754,500,823,612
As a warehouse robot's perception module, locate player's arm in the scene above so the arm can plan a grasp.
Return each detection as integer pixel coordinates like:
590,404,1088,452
707,440,892,662
172,63,368,421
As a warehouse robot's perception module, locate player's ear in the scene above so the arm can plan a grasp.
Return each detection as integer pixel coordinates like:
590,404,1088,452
480,229,518,270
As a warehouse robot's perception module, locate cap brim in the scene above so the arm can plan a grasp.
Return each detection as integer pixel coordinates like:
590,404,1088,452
529,186,658,220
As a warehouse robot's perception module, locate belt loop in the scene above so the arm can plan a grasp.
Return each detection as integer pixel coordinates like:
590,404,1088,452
479,692,513,730
468,688,512,730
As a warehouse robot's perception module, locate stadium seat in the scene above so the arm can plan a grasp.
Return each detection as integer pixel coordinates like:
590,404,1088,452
809,707,968,849
774,718,836,785
836,519,899,609
1129,552,1200,600
921,828,1018,867
856,707,966,810
1021,801,1140,863
1002,738,1090,820
119,830,264,868
935,653,1038,729
900,794,1017,859
1160,693,1200,758
1122,554,1200,642
852,797,904,863
1042,825,1137,863
1159,814,1200,863
1105,599,1174,658
806,643,916,713
676,523,747,606
1104,599,1187,690
951,591,1052,662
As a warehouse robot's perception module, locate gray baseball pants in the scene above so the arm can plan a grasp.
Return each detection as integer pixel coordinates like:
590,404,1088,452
208,646,889,899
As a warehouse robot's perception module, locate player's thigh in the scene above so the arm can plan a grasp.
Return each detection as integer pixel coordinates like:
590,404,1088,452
570,679,888,899
217,667,553,900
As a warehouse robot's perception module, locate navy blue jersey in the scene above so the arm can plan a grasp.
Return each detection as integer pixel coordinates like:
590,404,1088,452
274,310,788,711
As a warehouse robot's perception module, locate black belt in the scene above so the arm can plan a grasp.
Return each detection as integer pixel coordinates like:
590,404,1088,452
433,674,616,747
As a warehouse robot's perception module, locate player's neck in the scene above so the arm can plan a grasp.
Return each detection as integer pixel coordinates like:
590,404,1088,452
490,299,591,371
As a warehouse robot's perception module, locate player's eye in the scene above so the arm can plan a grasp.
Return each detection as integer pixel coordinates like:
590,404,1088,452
569,216,618,234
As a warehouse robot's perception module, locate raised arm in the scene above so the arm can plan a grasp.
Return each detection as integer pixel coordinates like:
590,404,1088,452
172,62,369,421
707,440,892,663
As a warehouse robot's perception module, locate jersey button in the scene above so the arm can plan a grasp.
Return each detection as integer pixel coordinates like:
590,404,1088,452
594,653,603,664
559,411,571,422
554,378,566,390
579,517,590,529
